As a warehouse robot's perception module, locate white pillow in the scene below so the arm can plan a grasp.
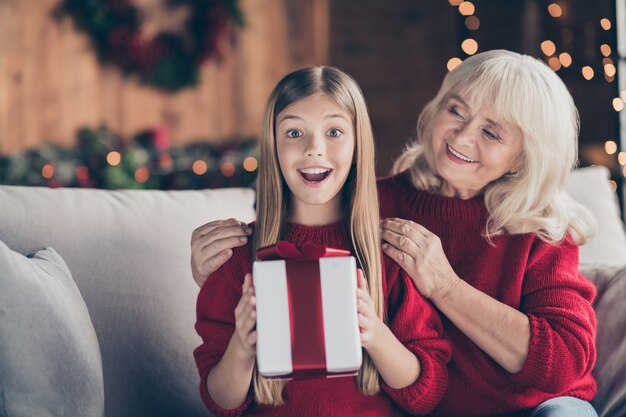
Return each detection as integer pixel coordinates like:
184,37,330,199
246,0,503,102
0,243,104,417
565,166,626,266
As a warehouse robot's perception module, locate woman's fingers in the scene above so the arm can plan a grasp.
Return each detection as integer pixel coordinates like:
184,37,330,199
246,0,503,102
382,241,416,274
382,218,430,238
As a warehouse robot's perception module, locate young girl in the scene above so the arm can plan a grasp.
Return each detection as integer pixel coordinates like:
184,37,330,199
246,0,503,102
193,66,451,416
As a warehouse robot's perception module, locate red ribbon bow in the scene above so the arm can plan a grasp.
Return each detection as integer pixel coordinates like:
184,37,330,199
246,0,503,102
256,241,353,380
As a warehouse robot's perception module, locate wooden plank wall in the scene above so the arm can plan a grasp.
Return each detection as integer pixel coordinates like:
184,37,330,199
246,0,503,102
0,0,329,154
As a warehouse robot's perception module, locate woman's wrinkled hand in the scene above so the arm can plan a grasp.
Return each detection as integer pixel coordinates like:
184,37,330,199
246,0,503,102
381,217,459,301
190,218,252,287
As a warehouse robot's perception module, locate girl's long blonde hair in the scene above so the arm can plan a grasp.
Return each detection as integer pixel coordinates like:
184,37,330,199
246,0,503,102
253,66,383,405
393,50,596,244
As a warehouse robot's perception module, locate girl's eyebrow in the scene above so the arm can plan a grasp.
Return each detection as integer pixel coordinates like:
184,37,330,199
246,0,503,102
277,113,349,123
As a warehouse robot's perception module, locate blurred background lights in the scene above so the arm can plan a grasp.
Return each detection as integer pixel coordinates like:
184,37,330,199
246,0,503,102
106,151,121,166
548,3,563,17
243,156,258,172
605,140,618,154
465,16,480,30
582,66,594,80
41,163,55,179
540,40,556,56
192,160,207,175
558,52,572,67
134,167,150,183
458,1,475,16
220,161,236,177
619,152,626,166
548,57,561,71
600,44,612,57
447,57,463,71
448,0,463,5
600,18,611,30
461,38,478,55
612,98,624,111
605,63,616,77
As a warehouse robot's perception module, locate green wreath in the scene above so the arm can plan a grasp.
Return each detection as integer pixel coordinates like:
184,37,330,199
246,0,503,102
59,0,243,91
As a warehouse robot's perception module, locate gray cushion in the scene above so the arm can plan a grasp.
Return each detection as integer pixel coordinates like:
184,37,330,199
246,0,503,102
0,242,104,417
0,185,256,417
580,263,626,417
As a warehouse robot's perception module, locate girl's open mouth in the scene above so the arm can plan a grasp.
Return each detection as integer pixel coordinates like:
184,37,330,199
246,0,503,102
298,168,333,183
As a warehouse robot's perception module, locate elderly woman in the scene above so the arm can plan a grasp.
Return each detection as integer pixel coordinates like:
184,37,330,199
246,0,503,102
191,50,598,417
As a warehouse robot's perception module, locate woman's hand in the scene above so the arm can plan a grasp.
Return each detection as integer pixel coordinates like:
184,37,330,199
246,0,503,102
232,274,257,358
190,218,252,287
381,218,459,301
356,269,385,350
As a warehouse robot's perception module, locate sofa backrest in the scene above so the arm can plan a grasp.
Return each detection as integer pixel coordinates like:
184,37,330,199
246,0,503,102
0,185,255,417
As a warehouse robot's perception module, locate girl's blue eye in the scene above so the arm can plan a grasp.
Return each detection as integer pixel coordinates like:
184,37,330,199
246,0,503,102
286,129,302,139
327,128,343,138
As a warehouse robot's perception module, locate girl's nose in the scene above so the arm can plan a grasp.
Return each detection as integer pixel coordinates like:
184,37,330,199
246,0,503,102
305,133,325,157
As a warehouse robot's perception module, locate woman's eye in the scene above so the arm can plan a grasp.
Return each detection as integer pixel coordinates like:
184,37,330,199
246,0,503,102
483,129,501,141
327,128,343,138
448,105,465,120
286,129,302,139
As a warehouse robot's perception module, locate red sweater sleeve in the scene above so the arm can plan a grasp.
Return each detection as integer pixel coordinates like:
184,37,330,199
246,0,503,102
193,246,254,417
511,235,597,393
380,264,452,415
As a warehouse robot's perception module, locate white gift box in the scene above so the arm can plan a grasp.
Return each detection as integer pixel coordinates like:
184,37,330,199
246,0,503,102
252,256,362,379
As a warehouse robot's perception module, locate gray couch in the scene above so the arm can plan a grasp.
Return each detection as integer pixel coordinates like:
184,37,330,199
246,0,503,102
0,166,625,417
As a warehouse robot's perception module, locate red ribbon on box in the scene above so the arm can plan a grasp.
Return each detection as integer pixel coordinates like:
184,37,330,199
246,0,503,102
257,241,351,379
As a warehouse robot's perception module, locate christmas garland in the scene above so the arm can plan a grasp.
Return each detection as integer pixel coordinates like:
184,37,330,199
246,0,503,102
59,0,243,91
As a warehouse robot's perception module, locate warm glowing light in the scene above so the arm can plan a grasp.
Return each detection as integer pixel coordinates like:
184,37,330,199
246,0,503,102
605,140,618,154
548,3,562,17
41,163,55,179
447,57,462,71
221,161,236,177
107,151,121,166
548,57,561,71
603,57,614,66
605,63,616,77
600,18,611,30
540,40,556,56
623,165,626,178
613,98,624,111
192,160,208,175
558,52,572,67
582,66,594,80
134,167,150,183
618,152,626,166
621,91,626,102
609,180,618,192
461,38,478,55
243,157,258,172
76,166,89,182
465,16,480,30
159,154,173,169
600,44,612,57
449,0,463,5
606,74,615,83
458,1,475,15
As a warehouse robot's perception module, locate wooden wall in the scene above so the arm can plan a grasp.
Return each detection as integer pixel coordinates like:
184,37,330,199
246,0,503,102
0,0,329,154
